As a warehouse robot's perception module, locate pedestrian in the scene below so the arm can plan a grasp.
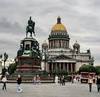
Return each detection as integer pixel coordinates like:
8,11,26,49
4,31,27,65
32,76,36,84
62,76,65,86
59,76,62,85
1,75,7,91
88,75,93,92
96,75,100,92
55,75,58,85
71,74,74,83
36,75,40,84
16,74,22,92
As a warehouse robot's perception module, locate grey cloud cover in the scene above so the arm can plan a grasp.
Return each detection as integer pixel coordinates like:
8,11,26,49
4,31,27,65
0,0,100,65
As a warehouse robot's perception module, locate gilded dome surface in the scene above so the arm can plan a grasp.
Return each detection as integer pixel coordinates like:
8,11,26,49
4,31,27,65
51,16,67,32
52,24,66,32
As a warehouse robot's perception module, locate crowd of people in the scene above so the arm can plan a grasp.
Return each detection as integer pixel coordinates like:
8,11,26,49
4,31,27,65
0,74,100,93
32,75,41,84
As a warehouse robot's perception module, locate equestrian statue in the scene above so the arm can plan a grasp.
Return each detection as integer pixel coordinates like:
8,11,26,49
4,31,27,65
26,16,35,37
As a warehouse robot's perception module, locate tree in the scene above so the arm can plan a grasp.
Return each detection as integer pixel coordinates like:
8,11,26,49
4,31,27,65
79,64,96,73
95,66,100,75
8,63,17,75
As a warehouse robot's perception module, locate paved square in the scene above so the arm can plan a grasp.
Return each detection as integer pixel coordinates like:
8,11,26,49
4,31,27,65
0,83,100,97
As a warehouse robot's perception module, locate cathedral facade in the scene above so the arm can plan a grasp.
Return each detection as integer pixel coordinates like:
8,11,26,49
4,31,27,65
41,17,94,73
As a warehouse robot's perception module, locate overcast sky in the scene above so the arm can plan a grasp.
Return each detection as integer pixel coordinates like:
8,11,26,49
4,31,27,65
0,0,100,65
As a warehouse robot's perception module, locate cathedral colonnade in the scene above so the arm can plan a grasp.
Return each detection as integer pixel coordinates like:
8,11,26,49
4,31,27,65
48,62,76,73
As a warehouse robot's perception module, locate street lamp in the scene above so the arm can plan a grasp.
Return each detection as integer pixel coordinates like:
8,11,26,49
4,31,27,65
1,52,8,75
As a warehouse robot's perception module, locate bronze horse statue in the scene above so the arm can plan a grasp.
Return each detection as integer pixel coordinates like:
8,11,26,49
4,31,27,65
26,16,35,37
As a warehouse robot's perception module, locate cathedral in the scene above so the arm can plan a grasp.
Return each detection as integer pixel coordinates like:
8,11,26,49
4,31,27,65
41,16,94,73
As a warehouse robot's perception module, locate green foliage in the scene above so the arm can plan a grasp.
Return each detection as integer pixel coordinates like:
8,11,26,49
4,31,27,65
8,63,17,75
79,64,96,73
39,70,49,77
95,66,100,75
2,68,7,75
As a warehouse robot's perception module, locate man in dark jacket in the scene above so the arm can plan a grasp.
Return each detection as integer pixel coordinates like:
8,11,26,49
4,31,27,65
96,75,100,92
17,74,22,92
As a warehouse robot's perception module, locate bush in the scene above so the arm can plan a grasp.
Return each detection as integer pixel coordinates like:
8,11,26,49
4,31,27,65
95,66,100,75
79,64,96,73
8,63,17,75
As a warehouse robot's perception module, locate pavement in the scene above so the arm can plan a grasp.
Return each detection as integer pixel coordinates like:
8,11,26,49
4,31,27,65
0,82,100,97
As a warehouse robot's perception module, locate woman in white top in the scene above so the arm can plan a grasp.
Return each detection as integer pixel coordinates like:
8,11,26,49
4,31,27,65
88,76,93,92
1,75,7,90
55,75,58,85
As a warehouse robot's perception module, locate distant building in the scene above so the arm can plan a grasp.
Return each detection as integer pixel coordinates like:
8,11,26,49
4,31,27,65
41,17,94,73
0,58,14,74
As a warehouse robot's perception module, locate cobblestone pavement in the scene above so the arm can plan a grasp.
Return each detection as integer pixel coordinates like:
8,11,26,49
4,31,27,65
0,82,100,97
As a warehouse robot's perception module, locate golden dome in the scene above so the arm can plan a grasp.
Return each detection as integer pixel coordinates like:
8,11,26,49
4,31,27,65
51,16,67,32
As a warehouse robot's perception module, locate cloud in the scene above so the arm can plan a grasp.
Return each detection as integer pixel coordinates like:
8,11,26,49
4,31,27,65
0,17,24,35
0,0,99,65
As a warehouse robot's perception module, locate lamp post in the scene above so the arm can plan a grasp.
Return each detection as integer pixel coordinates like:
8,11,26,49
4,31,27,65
2,52,8,75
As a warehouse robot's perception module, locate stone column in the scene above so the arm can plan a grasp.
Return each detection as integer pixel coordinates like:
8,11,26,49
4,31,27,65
55,63,57,71
53,63,54,71
61,40,62,48
65,63,67,72
67,63,69,73
51,63,53,72
54,40,55,48
55,40,56,48
70,63,72,72
53,63,55,71
71,63,73,73
63,40,64,48
59,63,61,71
64,40,65,48
61,63,63,71
57,40,59,48
73,63,76,72
48,63,49,72
68,63,71,73
63,63,65,71
57,63,59,71
59,40,60,48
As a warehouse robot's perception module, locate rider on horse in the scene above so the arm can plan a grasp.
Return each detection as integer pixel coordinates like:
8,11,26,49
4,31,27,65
26,16,35,37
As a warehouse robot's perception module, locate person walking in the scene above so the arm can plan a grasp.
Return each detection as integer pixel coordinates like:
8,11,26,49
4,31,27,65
33,76,36,85
36,75,41,84
55,75,58,85
62,76,65,86
16,74,22,92
71,74,74,83
88,75,93,92
1,75,7,91
59,76,62,85
96,75,100,92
